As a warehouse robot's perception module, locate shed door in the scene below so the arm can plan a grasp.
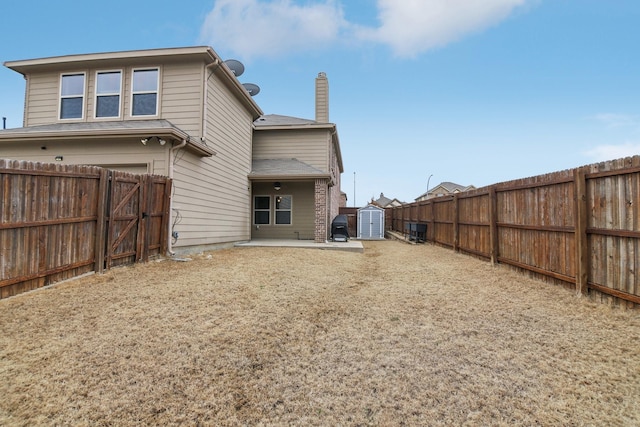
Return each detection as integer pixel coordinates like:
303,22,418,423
359,209,384,239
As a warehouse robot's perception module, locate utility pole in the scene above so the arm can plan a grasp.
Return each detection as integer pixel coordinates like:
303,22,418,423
353,172,356,207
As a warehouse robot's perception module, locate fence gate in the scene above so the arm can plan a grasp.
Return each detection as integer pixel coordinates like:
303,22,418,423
0,161,172,299
105,171,171,269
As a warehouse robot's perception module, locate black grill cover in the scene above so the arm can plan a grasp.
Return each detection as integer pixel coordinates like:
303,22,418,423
331,214,349,241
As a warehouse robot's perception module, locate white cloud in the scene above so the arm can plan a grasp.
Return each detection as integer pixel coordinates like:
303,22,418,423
199,0,348,60
199,0,531,60
584,143,640,161
592,113,637,128
359,0,529,57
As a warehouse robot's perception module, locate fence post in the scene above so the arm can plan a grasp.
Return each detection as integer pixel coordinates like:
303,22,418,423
430,199,435,243
94,168,110,274
453,194,459,252
489,186,498,266
574,168,588,295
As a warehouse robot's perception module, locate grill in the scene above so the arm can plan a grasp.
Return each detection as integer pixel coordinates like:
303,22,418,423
331,214,349,242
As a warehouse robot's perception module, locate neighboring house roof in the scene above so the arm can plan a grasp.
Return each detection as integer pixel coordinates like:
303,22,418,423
0,119,215,157
371,192,403,208
249,158,331,180
435,182,475,193
4,46,263,120
415,181,476,200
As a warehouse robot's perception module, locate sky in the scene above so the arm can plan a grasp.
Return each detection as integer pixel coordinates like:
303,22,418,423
1,0,639,206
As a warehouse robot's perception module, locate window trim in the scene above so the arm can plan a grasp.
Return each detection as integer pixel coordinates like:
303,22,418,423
130,67,160,117
94,69,123,119
253,195,271,225
59,72,86,120
274,195,293,226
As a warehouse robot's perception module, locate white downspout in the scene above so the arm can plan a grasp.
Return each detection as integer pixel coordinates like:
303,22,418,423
167,138,187,256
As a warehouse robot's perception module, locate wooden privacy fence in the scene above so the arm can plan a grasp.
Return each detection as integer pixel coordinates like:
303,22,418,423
0,159,172,299
388,156,640,308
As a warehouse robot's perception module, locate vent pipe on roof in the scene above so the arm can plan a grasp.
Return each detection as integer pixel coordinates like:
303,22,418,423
315,72,328,123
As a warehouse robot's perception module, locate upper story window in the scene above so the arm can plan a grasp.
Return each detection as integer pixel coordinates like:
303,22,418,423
131,68,159,116
95,71,122,118
60,73,85,119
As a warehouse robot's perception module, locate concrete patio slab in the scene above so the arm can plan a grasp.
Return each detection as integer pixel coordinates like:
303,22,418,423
235,239,364,253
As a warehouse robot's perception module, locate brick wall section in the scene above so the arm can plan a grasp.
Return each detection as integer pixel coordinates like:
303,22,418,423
314,178,328,242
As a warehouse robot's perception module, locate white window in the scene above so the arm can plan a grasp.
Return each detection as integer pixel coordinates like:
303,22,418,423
95,71,122,118
275,195,292,225
254,196,270,225
131,68,159,116
60,73,85,119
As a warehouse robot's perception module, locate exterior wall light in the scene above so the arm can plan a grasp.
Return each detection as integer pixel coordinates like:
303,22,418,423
274,182,281,191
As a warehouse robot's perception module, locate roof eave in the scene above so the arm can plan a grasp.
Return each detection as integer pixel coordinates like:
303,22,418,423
0,127,216,157
254,123,334,131
249,173,332,181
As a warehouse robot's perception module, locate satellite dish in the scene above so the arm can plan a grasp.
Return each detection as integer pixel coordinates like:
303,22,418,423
223,59,245,77
242,83,260,96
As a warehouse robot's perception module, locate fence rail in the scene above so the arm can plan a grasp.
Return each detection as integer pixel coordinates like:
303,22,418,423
1,159,171,299
388,156,640,308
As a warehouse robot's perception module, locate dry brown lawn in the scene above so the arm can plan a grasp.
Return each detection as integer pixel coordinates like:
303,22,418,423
1,240,639,426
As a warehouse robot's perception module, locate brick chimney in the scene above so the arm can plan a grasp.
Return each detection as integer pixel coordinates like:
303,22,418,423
315,72,329,123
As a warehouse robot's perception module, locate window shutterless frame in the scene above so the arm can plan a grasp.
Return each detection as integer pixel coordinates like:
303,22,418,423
253,195,271,225
95,70,122,118
131,67,159,117
274,195,292,225
59,72,86,120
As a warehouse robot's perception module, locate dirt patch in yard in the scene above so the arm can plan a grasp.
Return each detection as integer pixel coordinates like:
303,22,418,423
1,240,639,426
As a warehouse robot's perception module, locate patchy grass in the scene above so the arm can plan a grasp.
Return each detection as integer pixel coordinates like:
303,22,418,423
1,240,639,426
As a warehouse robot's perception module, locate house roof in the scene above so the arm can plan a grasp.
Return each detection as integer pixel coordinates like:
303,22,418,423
254,114,319,127
415,181,476,200
371,193,403,208
0,119,215,157
434,182,475,193
249,158,331,180
4,46,263,120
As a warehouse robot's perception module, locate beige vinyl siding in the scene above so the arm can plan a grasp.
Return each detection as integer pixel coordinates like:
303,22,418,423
0,139,167,175
328,144,341,220
253,129,330,171
23,73,60,126
22,60,204,133
159,62,203,137
169,71,254,248
251,181,316,240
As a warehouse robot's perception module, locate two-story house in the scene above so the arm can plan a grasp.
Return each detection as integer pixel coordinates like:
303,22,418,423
250,72,343,241
0,47,344,252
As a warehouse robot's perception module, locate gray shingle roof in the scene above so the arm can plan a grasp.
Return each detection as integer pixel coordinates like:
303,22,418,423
254,114,318,127
0,119,214,157
0,119,183,135
250,158,328,178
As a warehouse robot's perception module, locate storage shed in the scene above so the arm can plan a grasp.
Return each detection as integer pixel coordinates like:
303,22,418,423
358,204,385,240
